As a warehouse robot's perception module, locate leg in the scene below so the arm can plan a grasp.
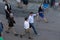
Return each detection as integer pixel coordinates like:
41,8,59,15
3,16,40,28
43,17,48,23
5,27,11,33
26,29,33,39
31,23,38,35
11,27,18,36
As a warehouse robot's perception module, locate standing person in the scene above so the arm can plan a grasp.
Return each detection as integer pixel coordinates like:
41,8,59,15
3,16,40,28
22,0,28,9
37,6,48,23
28,12,39,35
50,0,55,7
0,20,4,40
5,3,11,19
5,13,18,36
20,17,32,39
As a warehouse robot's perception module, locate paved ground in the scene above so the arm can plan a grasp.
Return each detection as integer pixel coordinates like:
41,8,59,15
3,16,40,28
0,0,60,40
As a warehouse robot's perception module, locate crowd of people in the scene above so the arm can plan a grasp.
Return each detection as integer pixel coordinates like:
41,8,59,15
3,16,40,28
0,0,60,40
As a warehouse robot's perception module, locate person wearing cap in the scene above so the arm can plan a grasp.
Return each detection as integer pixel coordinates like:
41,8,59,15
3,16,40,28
5,13,18,36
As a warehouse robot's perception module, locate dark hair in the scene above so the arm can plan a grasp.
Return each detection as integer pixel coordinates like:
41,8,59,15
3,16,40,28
29,12,33,14
38,6,43,12
25,17,28,21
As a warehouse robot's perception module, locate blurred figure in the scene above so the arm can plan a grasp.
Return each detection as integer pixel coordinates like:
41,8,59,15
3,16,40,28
0,20,4,40
53,2,59,9
5,13,18,36
50,0,55,7
16,0,23,8
28,12,40,35
20,17,33,39
22,0,28,9
5,2,11,19
37,6,48,23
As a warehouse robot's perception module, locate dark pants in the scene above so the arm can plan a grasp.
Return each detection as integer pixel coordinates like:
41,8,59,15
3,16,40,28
29,23,37,35
5,11,10,19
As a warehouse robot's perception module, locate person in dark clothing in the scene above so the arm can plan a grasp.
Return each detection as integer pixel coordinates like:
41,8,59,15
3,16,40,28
22,0,28,9
22,0,28,5
37,6,48,23
50,0,55,7
5,13,18,36
5,3,11,19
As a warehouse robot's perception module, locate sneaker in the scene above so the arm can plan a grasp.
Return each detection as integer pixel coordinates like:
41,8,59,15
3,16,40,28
20,35,23,38
14,34,19,36
37,33,40,36
5,31,10,33
28,37,33,39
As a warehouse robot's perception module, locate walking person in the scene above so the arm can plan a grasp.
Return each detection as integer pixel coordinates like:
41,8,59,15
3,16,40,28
5,2,11,19
0,20,4,40
28,12,39,35
37,6,48,23
20,17,33,39
5,13,18,36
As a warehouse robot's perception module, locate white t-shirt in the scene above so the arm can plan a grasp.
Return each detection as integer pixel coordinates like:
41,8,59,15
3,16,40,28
28,14,36,23
24,21,29,29
16,0,21,2
5,6,7,10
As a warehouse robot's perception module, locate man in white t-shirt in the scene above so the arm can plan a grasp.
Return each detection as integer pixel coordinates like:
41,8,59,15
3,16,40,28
20,17,32,39
28,12,40,35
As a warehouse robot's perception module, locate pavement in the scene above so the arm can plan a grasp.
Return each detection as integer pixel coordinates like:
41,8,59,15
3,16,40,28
0,0,60,40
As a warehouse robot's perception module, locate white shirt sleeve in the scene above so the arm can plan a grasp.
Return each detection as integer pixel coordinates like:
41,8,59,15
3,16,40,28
5,6,7,10
33,14,36,17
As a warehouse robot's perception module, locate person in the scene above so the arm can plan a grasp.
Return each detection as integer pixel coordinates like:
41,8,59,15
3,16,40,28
50,0,55,7
0,20,3,38
16,0,23,8
5,2,11,19
22,0,28,9
37,6,48,23
20,17,32,39
5,13,18,36
53,2,59,9
28,12,39,35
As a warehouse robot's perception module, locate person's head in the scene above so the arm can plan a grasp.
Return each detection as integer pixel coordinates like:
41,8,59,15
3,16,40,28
25,17,28,21
29,12,33,16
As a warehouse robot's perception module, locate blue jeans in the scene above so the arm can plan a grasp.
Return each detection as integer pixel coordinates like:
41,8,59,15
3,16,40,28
29,23,37,35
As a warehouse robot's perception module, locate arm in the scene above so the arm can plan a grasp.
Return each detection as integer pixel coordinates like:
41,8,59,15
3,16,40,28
5,6,9,13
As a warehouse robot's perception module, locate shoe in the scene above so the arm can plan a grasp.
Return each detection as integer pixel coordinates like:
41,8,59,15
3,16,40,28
20,35,23,38
37,33,40,36
5,31,10,33
28,37,33,39
14,34,19,36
